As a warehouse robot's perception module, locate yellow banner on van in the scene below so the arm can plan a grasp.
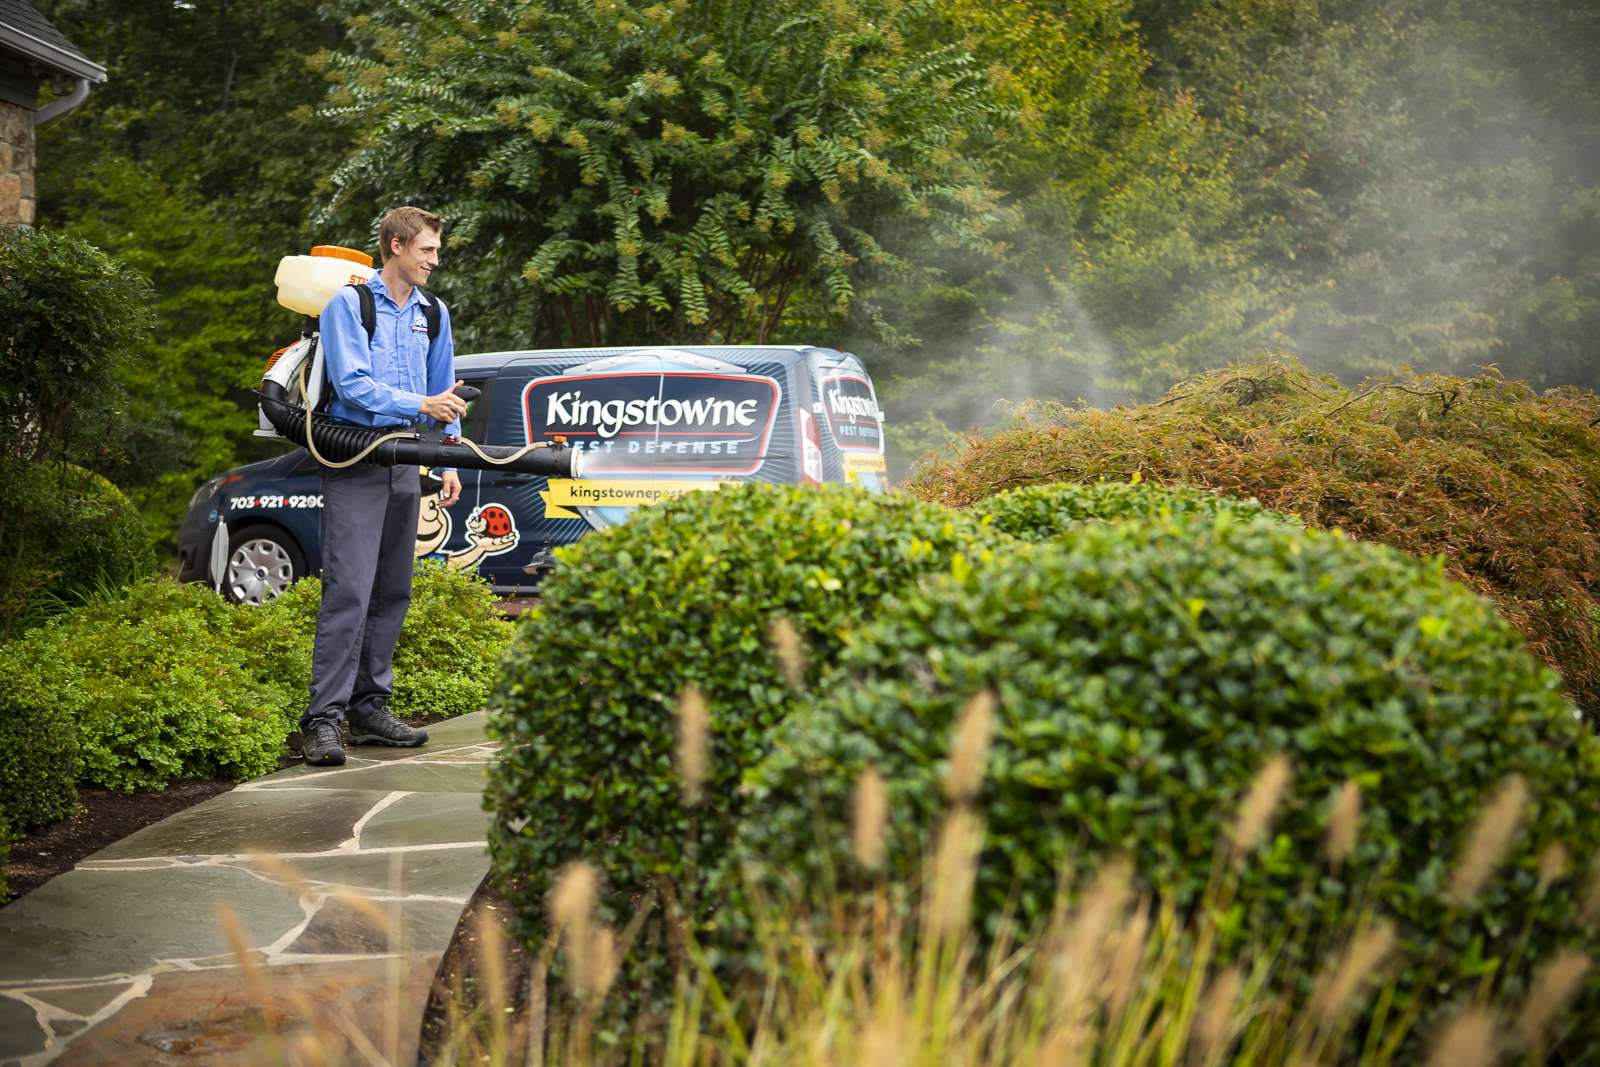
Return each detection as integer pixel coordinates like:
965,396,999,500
843,453,888,483
540,479,728,519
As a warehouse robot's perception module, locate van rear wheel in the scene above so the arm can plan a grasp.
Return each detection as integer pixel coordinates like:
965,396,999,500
225,524,305,605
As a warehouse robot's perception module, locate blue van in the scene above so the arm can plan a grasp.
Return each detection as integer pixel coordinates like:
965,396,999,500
177,346,886,603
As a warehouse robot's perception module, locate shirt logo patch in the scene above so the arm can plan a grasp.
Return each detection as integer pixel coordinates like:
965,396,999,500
412,317,429,334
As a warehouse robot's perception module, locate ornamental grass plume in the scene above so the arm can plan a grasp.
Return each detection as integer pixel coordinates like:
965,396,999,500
474,906,512,1064
1051,857,1133,1016
676,684,709,806
1231,754,1292,861
1325,780,1361,869
767,615,806,690
1581,859,1600,925
1105,900,1152,1016
1425,1007,1500,1067
1311,919,1396,1026
927,808,983,937
945,689,994,802
550,861,620,1002
1514,950,1592,1050
551,861,598,937
1449,775,1528,905
853,765,888,869
1536,842,1568,893
1194,965,1244,1061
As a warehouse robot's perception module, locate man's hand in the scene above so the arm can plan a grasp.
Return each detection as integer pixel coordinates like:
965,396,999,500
420,380,469,423
439,471,462,508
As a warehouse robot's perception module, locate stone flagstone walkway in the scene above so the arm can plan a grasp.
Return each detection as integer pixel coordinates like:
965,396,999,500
0,711,500,1066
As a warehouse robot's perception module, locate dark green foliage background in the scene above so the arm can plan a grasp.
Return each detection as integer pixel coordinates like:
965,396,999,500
485,483,1000,942
739,514,1600,1048
0,464,155,640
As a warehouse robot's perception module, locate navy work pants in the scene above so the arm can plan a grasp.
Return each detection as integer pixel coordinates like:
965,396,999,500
302,463,420,729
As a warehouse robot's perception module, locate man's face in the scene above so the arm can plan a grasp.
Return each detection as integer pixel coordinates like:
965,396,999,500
387,227,441,289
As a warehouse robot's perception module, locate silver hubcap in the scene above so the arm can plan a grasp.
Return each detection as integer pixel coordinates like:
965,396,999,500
227,538,294,605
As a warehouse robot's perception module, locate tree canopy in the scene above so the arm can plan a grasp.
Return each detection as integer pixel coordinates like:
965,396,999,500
30,0,1600,542
310,0,1007,351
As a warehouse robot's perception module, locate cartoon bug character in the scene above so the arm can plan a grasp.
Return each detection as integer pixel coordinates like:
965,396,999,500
414,468,520,571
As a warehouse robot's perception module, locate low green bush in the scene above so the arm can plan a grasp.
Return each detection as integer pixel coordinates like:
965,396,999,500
910,359,1600,723
239,562,514,721
739,513,1600,1047
486,483,1001,944
2,580,294,791
227,573,319,718
0,658,79,832
0,561,512,853
390,561,516,718
0,463,155,639
975,479,1292,540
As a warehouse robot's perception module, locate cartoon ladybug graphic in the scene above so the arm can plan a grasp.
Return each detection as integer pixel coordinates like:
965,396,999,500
477,504,514,538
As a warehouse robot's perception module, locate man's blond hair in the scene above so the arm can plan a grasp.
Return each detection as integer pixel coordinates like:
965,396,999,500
377,206,443,263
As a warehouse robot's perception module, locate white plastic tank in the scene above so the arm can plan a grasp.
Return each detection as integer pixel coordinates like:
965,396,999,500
274,245,376,316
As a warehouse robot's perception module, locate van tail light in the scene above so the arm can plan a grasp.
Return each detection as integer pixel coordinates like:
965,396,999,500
801,409,824,485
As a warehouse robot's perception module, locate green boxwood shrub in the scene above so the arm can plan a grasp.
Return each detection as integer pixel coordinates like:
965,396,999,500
0,463,155,639
0,657,80,832
975,479,1292,540
910,359,1600,723
1,579,296,790
738,513,1600,1045
392,561,515,718
486,483,1002,942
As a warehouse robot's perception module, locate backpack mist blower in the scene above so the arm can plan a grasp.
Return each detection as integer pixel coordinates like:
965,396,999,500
254,245,578,478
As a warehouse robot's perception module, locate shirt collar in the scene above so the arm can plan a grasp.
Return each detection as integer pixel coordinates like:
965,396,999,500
368,270,430,309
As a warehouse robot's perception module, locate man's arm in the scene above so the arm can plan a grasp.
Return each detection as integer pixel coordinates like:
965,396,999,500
321,288,426,420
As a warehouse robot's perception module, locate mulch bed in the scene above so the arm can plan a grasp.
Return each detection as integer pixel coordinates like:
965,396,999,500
416,877,541,1065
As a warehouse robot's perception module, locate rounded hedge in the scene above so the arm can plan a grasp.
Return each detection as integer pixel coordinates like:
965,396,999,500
738,513,1600,1042
974,479,1293,541
0,463,154,638
486,483,1002,940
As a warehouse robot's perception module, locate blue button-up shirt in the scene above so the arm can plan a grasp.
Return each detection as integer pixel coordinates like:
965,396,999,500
321,273,460,470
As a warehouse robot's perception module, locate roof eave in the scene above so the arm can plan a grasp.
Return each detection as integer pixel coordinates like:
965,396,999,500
0,22,106,84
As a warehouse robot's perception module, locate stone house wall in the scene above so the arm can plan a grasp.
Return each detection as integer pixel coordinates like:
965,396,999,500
0,98,34,226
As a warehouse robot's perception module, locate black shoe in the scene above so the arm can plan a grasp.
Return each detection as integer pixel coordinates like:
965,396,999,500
303,718,346,766
348,703,428,748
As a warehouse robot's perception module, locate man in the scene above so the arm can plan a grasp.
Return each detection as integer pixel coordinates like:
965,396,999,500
301,205,469,767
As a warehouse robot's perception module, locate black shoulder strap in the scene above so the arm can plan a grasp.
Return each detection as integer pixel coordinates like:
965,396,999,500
349,281,377,343
417,288,441,343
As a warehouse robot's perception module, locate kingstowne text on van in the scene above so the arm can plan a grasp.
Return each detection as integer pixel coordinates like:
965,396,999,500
545,391,760,439
827,389,880,421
